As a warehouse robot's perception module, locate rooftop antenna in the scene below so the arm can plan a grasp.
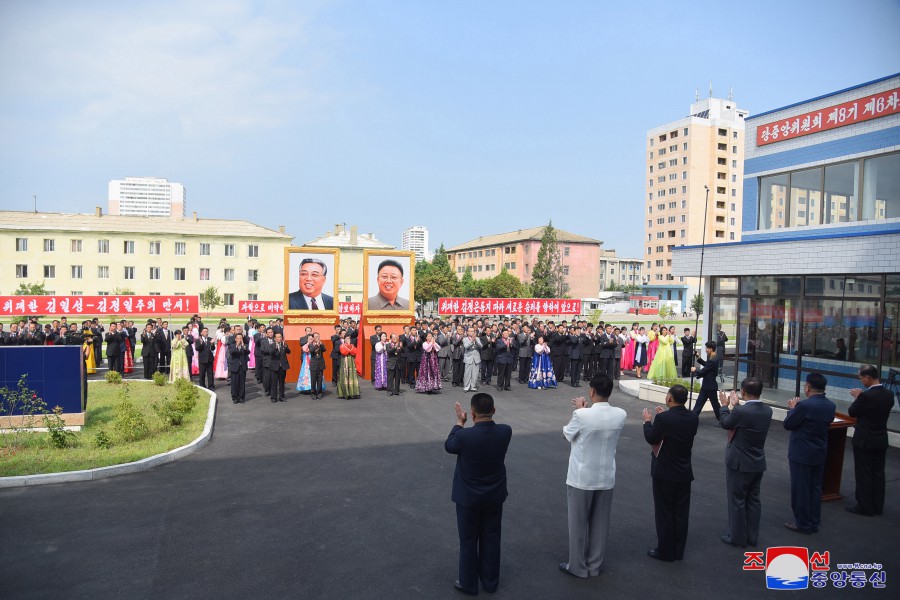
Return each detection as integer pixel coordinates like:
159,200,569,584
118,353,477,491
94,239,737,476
728,86,734,102
695,88,700,102
708,82,713,98
33,194,37,213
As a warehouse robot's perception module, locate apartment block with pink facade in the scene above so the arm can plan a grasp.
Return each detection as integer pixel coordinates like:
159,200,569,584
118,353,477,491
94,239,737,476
447,226,602,299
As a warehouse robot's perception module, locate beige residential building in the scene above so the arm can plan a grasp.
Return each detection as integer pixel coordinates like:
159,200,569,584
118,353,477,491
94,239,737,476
447,227,602,299
643,95,748,310
302,224,394,303
599,249,643,290
0,208,293,307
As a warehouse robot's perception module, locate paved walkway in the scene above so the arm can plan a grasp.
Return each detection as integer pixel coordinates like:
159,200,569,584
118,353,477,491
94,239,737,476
2,373,898,599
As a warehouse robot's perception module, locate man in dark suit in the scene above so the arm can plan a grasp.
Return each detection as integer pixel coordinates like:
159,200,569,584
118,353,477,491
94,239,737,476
252,324,266,384
691,341,720,419
494,330,515,392
516,325,533,384
140,323,158,379
260,328,276,396
405,327,421,387
846,364,894,516
330,325,342,386
104,323,124,374
445,394,513,596
369,325,382,384
155,321,173,375
549,325,568,383
268,332,291,402
385,333,403,396
680,329,696,378
307,333,327,399
783,372,836,534
479,329,495,386
194,327,215,390
598,325,616,379
288,257,334,310
450,325,465,387
568,327,584,387
717,377,773,547
643,384,700,562
228,332,250,404
181,326,195,381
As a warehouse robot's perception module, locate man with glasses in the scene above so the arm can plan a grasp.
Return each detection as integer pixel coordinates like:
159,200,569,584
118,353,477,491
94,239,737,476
846,365,894,516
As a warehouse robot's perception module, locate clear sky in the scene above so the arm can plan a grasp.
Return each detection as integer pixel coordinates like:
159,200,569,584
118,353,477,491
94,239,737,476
1,0,898,259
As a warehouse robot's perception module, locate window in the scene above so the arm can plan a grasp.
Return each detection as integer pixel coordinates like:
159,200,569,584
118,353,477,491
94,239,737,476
682,200,687,208
97,239,109,254
733,131,738,139
668,216,676,223
564,246,570,256
659,148,666,156
683,142,688,151
175,242,186,256
248,293,258,301
682,185,687,194
43,265,55,278
200,243,210,256
730,232,735,240
16,265,28,278
649,151,654,159
43,239,55,252
717,172,726,180
248,245,259,258
669,201,676,209
71,239,82,252
683,127,688,136
669,173,676,181
825,161,859,223
248,269,259,282
657,217,664,225
731,189,737,197
174,268,186,280
718,143,727,151
149,267,160,280
15,238,28,252
732,145,738,154
682,157,687,165
658,162,665,170
124,240,134,254
731,203,736,211
718,128,727,136
659,190,666,197
223,293,234,306
200,268,210,281
658,176,665,183
224,269,234,282
669,144,677,152
732,174,737,183
789,167,823,227
98,266,109,279
124,267,134,280
681,215,686,223
71,291,83,296
562,266,570,275
225,244,235,257
715,230,725,238
649,165,654,173
668,159,677,167
648,219,652,227
680,230,686,238
655,260,664,267
717,186,726,194
71,265,83,279
149,241,161,255
733,160,737,168
862,153,899,219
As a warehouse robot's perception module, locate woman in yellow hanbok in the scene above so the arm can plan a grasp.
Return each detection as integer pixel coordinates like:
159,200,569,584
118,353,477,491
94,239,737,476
647,329,677,380
82,329,97,374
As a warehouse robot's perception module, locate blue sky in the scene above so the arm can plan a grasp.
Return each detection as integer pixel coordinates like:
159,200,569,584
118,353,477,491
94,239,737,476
1,0,898,259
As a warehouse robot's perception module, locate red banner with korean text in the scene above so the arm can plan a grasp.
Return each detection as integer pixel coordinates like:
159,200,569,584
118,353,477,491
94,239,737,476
239,300,284,314
756,87,900,146
339,302,362,316
0,295,199,316
438,298,582,315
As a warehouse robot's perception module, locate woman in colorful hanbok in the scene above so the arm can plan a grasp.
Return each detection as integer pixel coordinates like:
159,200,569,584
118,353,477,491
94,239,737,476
337,333,360,399
191,324,201,376
373,332,388,390
169,330,190,383
214,325,229,380
415,332,442,394
82,331,97,375
648,327,677,381
621,322,638,371
123,336,134,374
633,327,650,379
296,327,313,394
646,323,660,373
528,336,557,390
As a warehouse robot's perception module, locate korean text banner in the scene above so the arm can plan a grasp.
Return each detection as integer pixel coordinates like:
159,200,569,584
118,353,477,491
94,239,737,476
438,298,582,315
0,295,199,316
238,301,363,315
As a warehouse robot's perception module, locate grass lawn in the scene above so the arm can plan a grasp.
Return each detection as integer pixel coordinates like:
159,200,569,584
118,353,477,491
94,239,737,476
0,380,209,477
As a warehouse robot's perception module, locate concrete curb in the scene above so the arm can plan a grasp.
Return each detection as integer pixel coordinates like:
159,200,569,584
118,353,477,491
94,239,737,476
0,381,217,488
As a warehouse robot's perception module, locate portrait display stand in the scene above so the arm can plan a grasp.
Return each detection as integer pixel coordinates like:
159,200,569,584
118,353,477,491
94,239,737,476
283,316,342,384
0,346,85,428
821,412,855,502
360,315,415,381
360,249,416,381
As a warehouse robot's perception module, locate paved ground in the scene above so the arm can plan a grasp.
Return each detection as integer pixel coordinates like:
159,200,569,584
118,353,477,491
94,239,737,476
2,372,898,599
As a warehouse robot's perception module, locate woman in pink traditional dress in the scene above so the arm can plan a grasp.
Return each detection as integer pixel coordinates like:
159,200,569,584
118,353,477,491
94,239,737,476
415,332,442,394
645,323,660,373
247,327,257,371
191,324,200,376
214,325,229,380
621,322,638,372
123,337,134,374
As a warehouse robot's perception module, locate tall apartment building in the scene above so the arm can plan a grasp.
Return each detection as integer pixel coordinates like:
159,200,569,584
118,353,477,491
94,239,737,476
401,225,430,261
643,95,748,310
108,176,186,217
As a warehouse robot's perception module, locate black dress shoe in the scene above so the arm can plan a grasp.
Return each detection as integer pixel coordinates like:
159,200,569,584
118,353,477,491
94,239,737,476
784,522,812,534
720,535,745,547
845,505,873,516
558,563,586,578
453,580,476,596
647,548,673,562
271,398,277,403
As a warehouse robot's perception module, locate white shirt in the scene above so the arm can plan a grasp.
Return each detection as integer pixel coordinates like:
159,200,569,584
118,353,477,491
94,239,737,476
563,402,627,490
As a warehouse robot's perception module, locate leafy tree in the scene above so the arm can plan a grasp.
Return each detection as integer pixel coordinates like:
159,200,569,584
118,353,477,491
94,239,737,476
460,267,478,297
416,263,460,313
14,282,48,295
605,281,619,292
112,287,135,295
690,292,704,315
658,304,674,320
531,220,564,298
484,269,525,298
199,286,223,316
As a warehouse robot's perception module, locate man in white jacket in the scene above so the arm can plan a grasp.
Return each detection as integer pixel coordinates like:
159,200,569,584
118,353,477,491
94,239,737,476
559,373,627,578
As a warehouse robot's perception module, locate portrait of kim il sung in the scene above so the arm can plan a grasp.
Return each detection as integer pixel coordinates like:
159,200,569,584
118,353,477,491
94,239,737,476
365,251,414,313
284,248,339,314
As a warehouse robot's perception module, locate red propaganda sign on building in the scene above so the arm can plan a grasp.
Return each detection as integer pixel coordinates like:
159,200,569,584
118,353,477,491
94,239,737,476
756,87,900,146
0,295,199,316
438,298,582,316
239,300,284,314
339,302,362,315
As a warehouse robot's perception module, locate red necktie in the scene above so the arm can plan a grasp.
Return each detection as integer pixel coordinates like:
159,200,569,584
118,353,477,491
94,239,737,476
311,298,318,309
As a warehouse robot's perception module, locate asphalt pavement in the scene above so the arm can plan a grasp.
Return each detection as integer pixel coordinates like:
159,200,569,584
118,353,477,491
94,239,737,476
2,371,898,599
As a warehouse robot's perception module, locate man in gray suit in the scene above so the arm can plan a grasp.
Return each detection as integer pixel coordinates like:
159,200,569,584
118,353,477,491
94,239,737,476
717,377,772,547
516,325,533,384
436,324,452,381
462,327,483,392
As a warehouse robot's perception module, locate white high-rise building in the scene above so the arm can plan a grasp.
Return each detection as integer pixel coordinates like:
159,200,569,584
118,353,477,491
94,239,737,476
402,225,430,261
108,176,186,218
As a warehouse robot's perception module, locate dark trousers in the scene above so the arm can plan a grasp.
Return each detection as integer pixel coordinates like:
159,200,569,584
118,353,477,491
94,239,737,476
551,355,565,382
726,469,763,546
270,368,286,400
108,354,123,375
311,366,325,396
681,353,693,378
142,354,158,379
789,460,825,532
370,356,376,383
262,364,272,394
853,446,886,515
440,356,451,380
255,359,264,382
613,356,621,379
481,360,494,384
198,361,214,390
230,368,246,402
601,356,614,379
399,358,408,384
569,358,582,386
452,358,464,386
407,360,419,385
652,478,691,561
159,350,171,374
387,365,402,394
692,388,720,419
331,357,340,384
496,362,512,389
518,357,530,383
456,503,503,595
